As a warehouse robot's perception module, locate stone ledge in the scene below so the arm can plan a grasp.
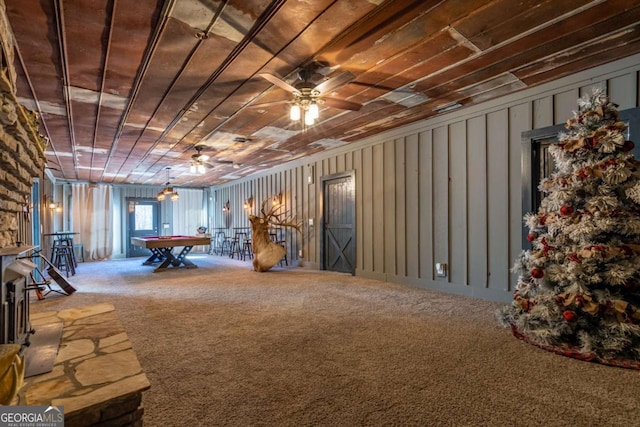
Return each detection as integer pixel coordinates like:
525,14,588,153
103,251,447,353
17,303,151,426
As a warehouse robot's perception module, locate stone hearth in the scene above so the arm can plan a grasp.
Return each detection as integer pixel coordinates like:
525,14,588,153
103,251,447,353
14,303,150,426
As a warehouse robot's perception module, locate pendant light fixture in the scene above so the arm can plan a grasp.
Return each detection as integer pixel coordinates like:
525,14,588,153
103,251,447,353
157,167,179,202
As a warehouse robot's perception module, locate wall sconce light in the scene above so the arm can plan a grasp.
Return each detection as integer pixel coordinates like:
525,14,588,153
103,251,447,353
244,196,254,210
222,200,230,212
49,201,61,213
272,192,283,206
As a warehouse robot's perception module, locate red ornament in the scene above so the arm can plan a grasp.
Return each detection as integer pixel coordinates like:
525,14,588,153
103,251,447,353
530,268,544,279
539,215,547,225
527,233,537,242
622,140,635,152
567,253,581,263
560,205,574,216
563,310,577,322
577,169,589,179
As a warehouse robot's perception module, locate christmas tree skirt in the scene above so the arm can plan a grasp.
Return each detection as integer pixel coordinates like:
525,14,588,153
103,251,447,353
510,325,640,370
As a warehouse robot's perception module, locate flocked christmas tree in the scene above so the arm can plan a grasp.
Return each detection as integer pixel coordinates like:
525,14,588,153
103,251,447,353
499,89,640,367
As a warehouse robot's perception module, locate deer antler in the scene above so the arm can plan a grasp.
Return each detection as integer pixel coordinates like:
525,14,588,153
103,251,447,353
260,197,284,223
257,196,301,230
268,211,301,231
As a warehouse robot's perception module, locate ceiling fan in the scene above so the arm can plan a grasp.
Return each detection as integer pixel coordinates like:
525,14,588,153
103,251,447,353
255,63,362,125
190,146,237,173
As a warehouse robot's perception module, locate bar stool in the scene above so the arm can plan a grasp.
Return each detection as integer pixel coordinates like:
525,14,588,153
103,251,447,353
219,232,232,256
241,234,253,260
228,234,241,259
51,239,76,277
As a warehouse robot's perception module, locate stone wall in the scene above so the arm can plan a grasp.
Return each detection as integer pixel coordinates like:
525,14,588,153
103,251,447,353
19,304,151,427
0,0,47,248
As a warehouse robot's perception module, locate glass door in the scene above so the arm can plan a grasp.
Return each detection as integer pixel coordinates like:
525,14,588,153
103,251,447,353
127,198,160,257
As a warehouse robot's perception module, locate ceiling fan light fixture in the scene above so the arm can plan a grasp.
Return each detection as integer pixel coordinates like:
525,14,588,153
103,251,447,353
290,104,301,121
191,161,206,174
304,111,315,126
309,102,319,119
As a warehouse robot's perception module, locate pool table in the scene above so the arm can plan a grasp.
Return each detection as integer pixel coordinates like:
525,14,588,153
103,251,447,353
130,235,211,272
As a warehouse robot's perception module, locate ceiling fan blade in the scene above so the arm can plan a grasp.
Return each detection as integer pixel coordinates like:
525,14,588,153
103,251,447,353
322,97,362,111
258,73,297,93
247,100,291,109
315,71,356,94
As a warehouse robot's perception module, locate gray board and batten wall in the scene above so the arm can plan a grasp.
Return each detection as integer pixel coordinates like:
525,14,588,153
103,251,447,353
211,54,640,303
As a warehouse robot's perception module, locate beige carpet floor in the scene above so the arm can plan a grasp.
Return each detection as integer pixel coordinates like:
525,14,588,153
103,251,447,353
30,255,640,427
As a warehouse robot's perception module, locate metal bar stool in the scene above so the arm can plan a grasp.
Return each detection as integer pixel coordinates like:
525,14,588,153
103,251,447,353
52,238,76,277
241,234,253,260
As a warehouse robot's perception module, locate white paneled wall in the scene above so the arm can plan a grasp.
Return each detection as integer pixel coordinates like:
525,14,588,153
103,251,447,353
213,54,640,302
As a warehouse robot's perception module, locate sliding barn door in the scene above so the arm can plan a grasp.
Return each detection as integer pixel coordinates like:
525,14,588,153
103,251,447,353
322,172,355,275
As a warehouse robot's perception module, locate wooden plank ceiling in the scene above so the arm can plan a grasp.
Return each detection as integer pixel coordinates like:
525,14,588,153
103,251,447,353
6,0,640,187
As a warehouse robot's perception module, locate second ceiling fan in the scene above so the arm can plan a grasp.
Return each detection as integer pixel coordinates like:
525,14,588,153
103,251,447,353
190,146,236,174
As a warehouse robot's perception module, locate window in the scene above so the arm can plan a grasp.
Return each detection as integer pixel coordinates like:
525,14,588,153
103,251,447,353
521,106,640,248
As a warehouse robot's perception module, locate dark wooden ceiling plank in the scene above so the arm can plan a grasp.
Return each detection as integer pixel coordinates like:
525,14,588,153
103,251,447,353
318,0,488,67
415,4,640,99
103,0,162,97
6,0,72,175
119,18,211,137
518,30,640,86
60,0,110,92
454,0,588,50
346,44,476,106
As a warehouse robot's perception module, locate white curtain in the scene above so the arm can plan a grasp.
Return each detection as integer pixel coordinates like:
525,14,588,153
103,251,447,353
71,183,113,260
172,188,206,235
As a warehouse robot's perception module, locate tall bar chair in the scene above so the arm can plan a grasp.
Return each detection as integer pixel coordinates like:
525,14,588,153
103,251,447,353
51,237,76,277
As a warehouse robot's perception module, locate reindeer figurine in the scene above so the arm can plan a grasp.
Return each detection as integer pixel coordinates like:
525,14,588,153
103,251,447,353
248,197,301,272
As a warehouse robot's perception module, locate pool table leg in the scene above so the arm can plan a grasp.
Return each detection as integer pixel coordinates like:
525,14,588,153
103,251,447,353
142,248,166,265
153,246,196,272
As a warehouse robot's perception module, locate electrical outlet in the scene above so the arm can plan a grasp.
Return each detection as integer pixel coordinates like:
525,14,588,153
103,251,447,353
298,249,303,257
435,263,447,277
309,218,313,226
